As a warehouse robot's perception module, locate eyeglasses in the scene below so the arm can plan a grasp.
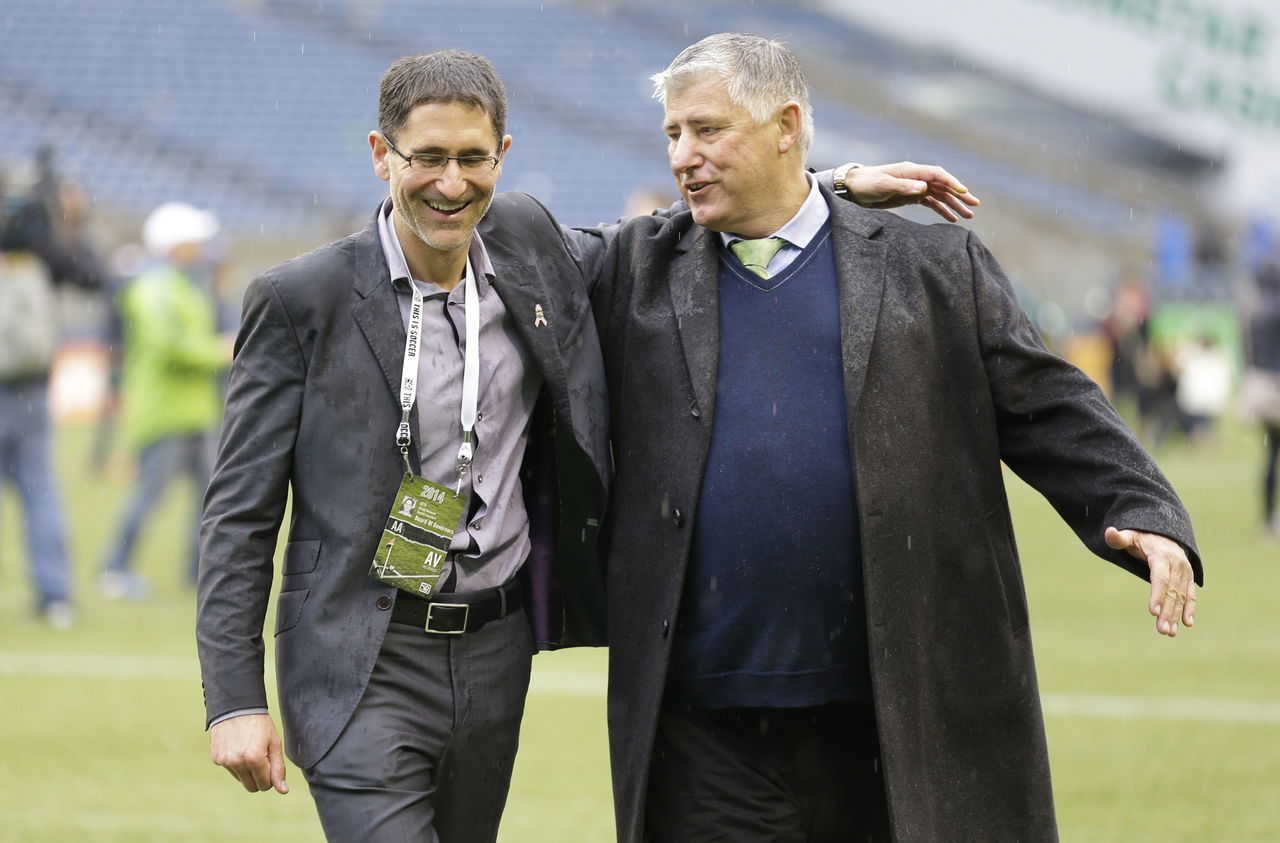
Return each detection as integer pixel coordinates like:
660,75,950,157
381,134,501,174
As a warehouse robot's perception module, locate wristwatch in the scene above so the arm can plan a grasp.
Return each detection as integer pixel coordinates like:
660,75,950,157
833,162,862,198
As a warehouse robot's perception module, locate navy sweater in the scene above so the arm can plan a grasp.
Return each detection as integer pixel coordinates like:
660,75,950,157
669,225,871,709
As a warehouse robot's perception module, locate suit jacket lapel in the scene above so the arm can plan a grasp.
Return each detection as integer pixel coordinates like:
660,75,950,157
489,258,570,416
668,225,721,421
349,218,423,473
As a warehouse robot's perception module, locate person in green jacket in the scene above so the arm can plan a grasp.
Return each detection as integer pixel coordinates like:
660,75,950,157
100,201,230,599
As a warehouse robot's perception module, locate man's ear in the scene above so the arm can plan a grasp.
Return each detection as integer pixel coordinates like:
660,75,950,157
777,102,803,155
495,134,513,171
370,131,391,182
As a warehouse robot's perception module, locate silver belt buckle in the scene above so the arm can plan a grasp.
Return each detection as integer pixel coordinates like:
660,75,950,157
425,602,469,635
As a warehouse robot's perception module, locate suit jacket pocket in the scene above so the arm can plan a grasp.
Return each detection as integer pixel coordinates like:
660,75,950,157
282,539,321,575
275,588,308,637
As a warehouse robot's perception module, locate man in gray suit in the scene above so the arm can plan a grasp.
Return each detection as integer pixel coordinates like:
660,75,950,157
592,34,1202,842
196,49,974,842
196,51,619,841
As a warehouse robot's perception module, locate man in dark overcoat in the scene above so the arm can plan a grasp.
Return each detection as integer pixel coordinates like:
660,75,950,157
592,33,1202,842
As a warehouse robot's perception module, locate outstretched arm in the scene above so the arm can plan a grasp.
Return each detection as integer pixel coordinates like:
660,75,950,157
965,229,1202,630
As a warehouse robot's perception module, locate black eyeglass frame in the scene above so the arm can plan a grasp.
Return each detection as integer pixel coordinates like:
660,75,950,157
380,134,501,173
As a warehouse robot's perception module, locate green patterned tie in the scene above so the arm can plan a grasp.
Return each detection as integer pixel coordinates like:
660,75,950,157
730,237,786,279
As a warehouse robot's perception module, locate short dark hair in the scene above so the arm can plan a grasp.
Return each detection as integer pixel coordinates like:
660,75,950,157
377,51,507,148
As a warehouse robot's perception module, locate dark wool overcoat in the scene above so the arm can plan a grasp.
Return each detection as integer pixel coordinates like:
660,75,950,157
591,186,1202,842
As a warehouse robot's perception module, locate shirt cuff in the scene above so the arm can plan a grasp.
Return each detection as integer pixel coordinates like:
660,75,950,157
209,707,269,729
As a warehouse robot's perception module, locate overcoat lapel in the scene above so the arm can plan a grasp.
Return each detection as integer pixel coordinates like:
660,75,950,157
828,196,887,413
349,224,423,474
667,195,885,420
668,225,721,422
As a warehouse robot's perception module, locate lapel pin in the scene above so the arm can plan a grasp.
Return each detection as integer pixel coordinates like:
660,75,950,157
533,304,548,328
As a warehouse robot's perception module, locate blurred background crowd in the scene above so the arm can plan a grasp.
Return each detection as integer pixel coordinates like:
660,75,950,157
3,0,1280,630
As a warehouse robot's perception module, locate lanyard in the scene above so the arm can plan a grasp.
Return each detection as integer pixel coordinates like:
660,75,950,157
396,258,480,494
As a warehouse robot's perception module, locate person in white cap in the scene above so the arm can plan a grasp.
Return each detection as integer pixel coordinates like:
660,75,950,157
99,201,231,599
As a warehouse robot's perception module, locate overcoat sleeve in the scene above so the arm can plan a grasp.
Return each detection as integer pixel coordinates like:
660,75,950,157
968,231,1202,583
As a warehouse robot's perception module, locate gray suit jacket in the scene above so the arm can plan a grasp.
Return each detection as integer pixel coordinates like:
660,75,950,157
197,193,611,769
592,186,1201,842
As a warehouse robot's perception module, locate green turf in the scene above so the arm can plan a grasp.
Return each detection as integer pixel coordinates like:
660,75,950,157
1,419,1276,841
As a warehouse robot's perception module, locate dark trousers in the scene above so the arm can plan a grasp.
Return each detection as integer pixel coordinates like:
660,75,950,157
303,607,534,843
102,431,213,583
646,701,889,843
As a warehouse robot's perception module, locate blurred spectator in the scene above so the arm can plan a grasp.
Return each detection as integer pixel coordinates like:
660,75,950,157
1139,343,1183,448
7,148,110,291
88,241,150,478
1192,221,1233,299
99,202,231,598
1173,335,1232,446
0,150,111,627
1240,255,1280,535
1102,277,1148,401
1101,276,1158,417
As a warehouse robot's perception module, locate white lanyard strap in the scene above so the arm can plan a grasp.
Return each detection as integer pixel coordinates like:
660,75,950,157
454,259,479,491
395,259,481,493
396,279,425,462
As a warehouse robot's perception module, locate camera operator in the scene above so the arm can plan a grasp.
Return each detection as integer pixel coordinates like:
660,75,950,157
1,148,112,627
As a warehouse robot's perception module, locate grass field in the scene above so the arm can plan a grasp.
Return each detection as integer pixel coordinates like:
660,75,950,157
1,419,1277,841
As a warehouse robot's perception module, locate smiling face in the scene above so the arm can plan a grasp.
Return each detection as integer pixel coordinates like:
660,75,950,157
371,100,510,280
662,75,807,238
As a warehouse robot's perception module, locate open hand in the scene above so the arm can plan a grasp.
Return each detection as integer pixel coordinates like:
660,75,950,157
1105,527,1197,637
846,161,981,223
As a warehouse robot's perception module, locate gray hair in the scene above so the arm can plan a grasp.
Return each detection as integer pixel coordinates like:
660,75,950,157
651,33,814,160
378,51,507,147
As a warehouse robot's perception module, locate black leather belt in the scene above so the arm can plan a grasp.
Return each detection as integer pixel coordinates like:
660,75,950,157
390,578,522,635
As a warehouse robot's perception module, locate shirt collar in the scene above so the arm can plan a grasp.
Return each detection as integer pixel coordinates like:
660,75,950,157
719,171,829,250
377,196,494,295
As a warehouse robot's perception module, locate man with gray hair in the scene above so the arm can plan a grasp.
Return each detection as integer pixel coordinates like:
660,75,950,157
593,33,1201,841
